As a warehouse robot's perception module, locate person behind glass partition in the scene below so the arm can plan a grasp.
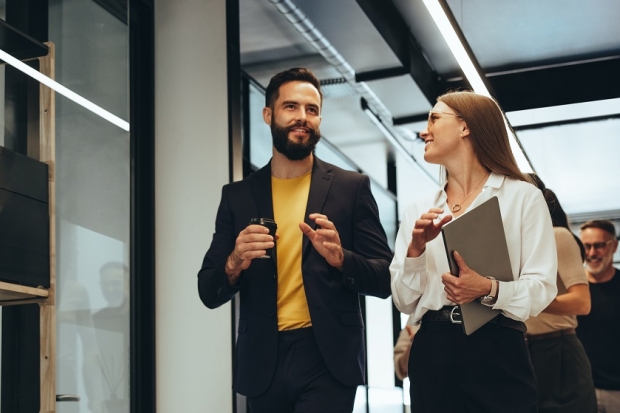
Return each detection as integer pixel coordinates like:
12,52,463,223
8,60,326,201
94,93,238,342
93,262,130,412
390,90,557,413
578,220,620,413
525,174,596,413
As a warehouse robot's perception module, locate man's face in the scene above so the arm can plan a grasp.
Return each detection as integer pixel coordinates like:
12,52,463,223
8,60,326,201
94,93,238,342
100,268,128,307
580,227,618,277
263,81,322,161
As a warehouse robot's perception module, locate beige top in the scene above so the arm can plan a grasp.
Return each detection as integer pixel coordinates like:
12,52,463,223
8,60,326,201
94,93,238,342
393,315,420,380
525,227,587,335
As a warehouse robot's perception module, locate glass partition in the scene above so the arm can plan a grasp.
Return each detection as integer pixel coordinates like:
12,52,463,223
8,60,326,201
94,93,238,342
49,1,130,412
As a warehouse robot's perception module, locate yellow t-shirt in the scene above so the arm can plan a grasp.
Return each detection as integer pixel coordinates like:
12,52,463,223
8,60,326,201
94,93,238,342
272,171,312,331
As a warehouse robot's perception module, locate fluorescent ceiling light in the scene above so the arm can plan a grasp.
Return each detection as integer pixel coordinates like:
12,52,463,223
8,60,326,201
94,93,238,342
422,0,533,173
0,48,130,132
422,0,490,97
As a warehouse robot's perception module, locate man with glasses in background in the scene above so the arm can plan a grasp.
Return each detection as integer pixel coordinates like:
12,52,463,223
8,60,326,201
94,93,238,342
578,220,620,413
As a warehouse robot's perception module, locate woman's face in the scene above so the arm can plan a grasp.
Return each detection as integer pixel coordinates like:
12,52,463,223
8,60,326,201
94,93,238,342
419,101,466,165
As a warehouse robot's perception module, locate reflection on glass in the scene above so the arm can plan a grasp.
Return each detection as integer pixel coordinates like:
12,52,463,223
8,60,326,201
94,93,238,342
57,223,128,413
50,0,130,411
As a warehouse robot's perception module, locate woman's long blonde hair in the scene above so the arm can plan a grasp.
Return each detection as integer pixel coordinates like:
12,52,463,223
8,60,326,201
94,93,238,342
437,91,530,183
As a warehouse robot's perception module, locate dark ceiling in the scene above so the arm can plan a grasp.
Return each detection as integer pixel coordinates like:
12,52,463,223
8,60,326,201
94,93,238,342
239,0,620,223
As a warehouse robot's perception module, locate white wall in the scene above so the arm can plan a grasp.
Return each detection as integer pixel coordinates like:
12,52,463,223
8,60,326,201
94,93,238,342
155,0,232,412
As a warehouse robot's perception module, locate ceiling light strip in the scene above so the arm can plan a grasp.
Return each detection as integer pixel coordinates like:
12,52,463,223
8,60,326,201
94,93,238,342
422,0,533,173
422,0,490,97
0,48,130,132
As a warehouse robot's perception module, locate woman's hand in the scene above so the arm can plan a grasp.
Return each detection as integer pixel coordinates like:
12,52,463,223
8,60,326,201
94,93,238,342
407,208,452,257
441,251,493,304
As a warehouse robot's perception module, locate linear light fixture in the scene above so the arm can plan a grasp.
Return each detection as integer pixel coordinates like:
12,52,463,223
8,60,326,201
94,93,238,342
0,48,130,132
422,0,533,173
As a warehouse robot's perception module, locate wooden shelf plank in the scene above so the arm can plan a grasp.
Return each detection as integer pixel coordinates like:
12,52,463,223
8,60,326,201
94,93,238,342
0,280,48,303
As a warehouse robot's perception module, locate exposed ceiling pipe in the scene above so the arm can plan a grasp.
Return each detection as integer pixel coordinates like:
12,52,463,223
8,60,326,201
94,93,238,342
268,0,438,184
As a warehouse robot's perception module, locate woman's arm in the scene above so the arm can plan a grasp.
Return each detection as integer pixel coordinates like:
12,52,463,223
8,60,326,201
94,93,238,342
394,324,416,380
542,284,590,315
390,203,451,315
542,227,591,315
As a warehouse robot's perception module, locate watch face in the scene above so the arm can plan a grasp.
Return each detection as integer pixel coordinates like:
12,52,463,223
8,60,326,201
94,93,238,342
480,296,495,306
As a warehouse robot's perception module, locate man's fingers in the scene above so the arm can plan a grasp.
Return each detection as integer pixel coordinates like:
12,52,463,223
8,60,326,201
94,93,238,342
314,217,335,229
299,222,314,237
322,241,342,251
315,228,339,240
237,241,273,257
245,224,271,234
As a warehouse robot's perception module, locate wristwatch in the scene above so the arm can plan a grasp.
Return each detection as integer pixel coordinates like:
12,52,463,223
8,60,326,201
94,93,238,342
479,276,498,307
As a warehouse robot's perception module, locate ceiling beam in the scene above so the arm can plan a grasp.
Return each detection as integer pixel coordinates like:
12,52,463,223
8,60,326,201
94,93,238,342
355,66,408,82
443,57,620,112
355,0,442,103
393,113,428,125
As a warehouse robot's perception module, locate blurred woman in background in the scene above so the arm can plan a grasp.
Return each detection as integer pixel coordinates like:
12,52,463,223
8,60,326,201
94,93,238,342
526,174,596,413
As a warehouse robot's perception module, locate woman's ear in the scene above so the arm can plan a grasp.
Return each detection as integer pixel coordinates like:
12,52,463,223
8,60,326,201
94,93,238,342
461,125,470,138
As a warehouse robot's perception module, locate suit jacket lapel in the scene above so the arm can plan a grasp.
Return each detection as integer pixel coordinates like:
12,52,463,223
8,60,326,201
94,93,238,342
250,162,278,265
250,161,274,220
302,157,334,255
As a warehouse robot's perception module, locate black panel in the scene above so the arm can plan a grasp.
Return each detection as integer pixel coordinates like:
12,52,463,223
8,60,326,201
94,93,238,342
0,146,48,201
4,65,32,156
437,58,620,112
393,113,428,126
0,146,49,288
129,0,156,412
1,304,40,413
355,0,442,103
0,16,48,61
6,0,48,43
356,66,408,82
487,58,620,112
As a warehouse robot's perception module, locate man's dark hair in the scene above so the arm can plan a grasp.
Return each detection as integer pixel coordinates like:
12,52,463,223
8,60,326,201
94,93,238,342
580,220,617,238
265,67,322,109
99,261,129,275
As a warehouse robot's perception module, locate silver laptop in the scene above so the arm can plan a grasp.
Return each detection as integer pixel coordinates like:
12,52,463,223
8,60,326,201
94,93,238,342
441,196,514,335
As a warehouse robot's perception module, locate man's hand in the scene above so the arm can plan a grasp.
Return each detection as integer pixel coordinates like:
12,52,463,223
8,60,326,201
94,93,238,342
441,251,492,304
299,213,344,271
225,224,276,285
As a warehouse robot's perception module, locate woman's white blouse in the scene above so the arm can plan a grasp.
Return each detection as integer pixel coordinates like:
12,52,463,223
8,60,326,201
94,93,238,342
390,173,558,324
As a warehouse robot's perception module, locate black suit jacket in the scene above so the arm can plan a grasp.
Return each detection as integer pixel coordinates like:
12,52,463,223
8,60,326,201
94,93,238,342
198,157,392,397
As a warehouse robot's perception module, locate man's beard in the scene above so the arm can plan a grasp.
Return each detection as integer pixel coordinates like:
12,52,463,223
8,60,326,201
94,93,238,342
271,120,321,161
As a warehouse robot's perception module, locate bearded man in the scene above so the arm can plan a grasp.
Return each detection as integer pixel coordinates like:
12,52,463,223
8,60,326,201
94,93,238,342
198,67,392,413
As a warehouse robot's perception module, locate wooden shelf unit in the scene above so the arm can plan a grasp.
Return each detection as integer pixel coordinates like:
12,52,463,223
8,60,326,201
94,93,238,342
0,37,56,412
